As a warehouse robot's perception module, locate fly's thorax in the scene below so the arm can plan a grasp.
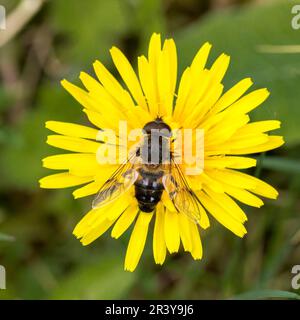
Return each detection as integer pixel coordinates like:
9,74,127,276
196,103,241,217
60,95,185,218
142,117,172,136
140,134,171,165
141,118,172,165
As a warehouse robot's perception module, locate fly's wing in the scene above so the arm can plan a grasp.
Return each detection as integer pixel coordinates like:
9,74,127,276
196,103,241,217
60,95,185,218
92,153,140,209
162,159,202,224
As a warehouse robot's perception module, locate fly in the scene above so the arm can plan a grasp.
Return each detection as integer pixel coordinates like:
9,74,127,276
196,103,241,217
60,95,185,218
92,117,202,224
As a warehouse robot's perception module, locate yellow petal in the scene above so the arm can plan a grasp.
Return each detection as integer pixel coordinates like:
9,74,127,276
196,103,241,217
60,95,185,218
153,204,167,265
191,42,212,73
79,72,129,127
228,136,284,154
94,165,120,185
199,172,224,193
148,33,161,71
161,191,177,212
238,175,279,199
105,193,133,222
79,71,104,94
207,169,257,189
73,208,103,238
46,135,101,153
156,39,177,117
61,79,93,110
213,78,253,113
200,108,227,132
61,78,113,118
236,120,281,136
186,82,224,127
164,209,180,253
199,191,247,237
45,121,99,140
75,195,132,244
83,108,115,130
209,53,230,84
124,212,153,272
138,55,158,117
42,153,98,170
204,114,250,146
92,62,137,118
204,187,248,223
173,67,191,120
178,213,192,252
147,33,161,114
217,133,270,151
164,39,177,94
157,38,177,117
93,60,125,98
111,204,138,239
110,46,147,110
39,173,93,189
80,218,116,246
227,88,270,114
205,156,256,169
73,181,102,199
69,167,98,177
184,69,211,119
221,183,264,208
188,221,203,260
74,211,106,238
196,200,210,230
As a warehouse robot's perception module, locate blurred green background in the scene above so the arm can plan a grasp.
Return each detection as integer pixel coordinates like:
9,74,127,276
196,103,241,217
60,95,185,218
0,0,300,300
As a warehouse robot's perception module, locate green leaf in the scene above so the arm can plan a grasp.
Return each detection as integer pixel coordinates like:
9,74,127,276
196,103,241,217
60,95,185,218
175,0,299,145
0,83,83,190
50,254,136,299
50,0,129,68
133,0,166,52
232,289,300,300
259,156,300,174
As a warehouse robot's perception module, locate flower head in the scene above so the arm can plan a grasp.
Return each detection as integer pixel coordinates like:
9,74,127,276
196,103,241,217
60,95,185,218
39,33,284,272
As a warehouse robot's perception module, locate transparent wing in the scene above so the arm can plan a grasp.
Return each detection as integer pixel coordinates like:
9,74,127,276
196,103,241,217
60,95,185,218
92,153,140,209
162,159,202,224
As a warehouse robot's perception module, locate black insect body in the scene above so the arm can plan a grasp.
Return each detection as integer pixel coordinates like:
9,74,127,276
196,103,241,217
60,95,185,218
134,118,171,212
134,167,164,213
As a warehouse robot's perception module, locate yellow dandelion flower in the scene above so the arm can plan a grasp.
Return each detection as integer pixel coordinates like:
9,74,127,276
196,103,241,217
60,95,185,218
39,33,284,272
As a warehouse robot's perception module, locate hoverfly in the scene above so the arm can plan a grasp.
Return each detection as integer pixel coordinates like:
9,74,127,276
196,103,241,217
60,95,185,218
92,117,202,224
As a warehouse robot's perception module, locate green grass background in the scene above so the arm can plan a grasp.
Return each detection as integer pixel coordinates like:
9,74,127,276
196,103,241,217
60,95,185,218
0,0,299,299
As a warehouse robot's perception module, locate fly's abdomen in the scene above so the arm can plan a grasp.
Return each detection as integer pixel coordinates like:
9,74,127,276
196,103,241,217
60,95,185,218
134,168,164,213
